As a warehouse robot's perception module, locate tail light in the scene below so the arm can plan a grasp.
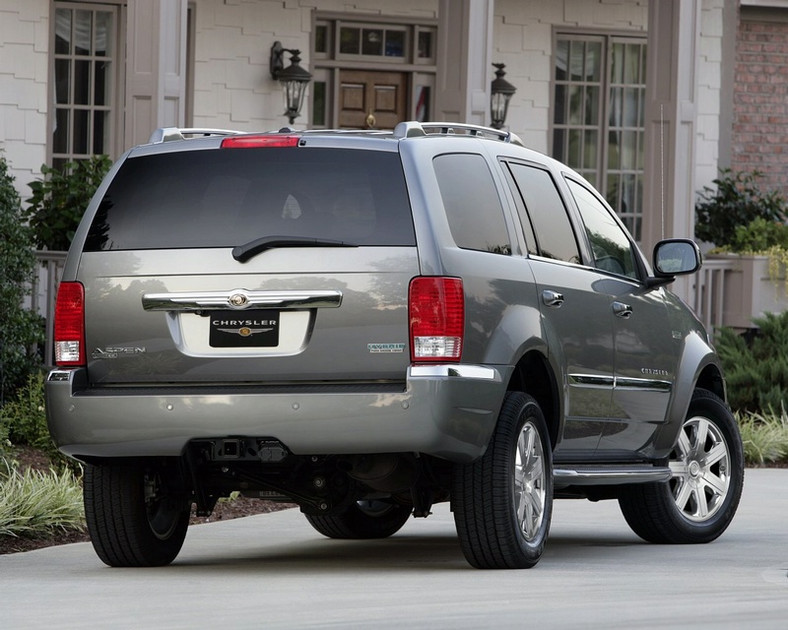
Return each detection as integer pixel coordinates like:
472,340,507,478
54,282,85,367
221,135,300,149
409,277,464,363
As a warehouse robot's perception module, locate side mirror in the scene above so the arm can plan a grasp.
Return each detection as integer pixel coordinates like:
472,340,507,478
653,239,702,277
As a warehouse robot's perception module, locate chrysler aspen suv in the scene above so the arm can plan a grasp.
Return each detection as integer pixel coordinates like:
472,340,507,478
46,122,744,569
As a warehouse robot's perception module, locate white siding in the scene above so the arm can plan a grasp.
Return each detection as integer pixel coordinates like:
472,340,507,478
191,0,438,131
0,0,49,200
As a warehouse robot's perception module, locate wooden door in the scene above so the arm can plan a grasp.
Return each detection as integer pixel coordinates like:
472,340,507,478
338,70,408,129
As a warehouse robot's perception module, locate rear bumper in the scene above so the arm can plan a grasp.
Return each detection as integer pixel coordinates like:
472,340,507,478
45,365,508,464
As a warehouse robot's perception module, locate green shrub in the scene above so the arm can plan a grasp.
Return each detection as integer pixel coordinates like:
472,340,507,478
695,169,787,249
24,155,111,251
715,312,788,413
0,372,73,471
0,461,84,538
0,154,45,405
736,407,788,466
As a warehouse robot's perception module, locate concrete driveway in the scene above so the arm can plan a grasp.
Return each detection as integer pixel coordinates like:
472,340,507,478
2,468,786,629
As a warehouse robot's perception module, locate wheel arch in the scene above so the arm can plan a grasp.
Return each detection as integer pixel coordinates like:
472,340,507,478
652,330,727,456
507,350,561,450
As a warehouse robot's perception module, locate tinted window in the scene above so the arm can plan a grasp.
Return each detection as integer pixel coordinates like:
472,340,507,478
84,148,415,251
433,153,511,255
507,163,581,264
566,178,638,279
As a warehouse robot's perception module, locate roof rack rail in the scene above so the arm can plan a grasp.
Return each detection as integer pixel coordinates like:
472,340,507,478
393,121,524,147
148,127,244,144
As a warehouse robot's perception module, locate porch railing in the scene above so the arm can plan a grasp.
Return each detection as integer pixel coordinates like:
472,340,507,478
30,250,67,367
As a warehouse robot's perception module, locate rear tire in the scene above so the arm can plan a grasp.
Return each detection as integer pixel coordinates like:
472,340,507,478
618,388,744,544
84,463,190,567
452,392,553,569
305,500,412,539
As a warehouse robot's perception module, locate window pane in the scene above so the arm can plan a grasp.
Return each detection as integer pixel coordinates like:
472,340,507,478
385,30,405,57
94,61,109,106
95,11,111,57
567,179,637,278
74,60,90,105
85,149,416,251
93,110,109,154
509,164,580,264
552,129,565,162
55,59,70,104
315,25,328,54
74,10,92,55
583,130,598,169
569,41,584,81
73,109,89,154
433,154,510,255
555,39,568,81
55,9,71,54
54,109,70,154
415,85,430,121
418,30,433,58
339,27,360,54
611,43,624,84
585,42,602,81
554,84,566,124
362,29,383,56
568,129,581,167
568,85,582,124
585,86,600,125
312,82,326,126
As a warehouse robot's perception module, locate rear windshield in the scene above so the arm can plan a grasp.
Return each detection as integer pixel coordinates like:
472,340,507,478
84,147,415,251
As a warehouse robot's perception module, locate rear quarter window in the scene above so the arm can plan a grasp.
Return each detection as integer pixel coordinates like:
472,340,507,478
433,153,511,255
84,147,415,251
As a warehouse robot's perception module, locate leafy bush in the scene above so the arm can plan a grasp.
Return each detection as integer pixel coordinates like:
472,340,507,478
728,217,788,254
0,461,84,538
24,155,111,251
715,312,788,413
0,372,74,471
0,154,45,405
695,169,787,249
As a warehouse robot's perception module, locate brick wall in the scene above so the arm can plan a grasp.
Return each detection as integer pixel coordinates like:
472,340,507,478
732,13,788,197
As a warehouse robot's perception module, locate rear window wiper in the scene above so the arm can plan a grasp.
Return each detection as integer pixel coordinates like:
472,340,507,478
232,235,358,263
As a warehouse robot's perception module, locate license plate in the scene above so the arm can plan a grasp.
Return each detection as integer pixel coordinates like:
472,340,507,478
209,310,280,348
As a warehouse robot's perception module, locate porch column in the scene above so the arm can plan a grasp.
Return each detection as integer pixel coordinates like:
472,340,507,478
435,0,494,125
642,0,702,300
124,0,188,149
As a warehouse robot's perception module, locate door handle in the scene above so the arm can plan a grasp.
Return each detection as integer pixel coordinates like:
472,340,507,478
542,290,564,308
366,110,376,128
612,301,633,319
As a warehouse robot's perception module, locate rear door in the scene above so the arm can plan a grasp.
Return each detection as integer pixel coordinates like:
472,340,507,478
503,161,615,460
77,140,419,386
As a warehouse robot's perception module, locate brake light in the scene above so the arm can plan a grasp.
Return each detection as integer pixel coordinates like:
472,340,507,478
221,135,300,149
409,277,464,363
54,282,85,367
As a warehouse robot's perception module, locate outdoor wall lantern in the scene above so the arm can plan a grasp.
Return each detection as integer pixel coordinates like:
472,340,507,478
490,63,517,130
270,41,313,125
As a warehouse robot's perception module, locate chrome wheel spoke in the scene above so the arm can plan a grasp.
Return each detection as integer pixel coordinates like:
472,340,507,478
514,421,545,540
669,415,731,523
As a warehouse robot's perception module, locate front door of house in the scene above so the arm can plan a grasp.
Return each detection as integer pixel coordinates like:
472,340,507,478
338,70,408,129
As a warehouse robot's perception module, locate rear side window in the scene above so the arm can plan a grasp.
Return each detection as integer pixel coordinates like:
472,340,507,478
506,163,581,264
84,147,415,251
433,153,511,255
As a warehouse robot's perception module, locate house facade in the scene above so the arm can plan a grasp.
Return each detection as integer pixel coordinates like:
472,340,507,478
2,0,788,308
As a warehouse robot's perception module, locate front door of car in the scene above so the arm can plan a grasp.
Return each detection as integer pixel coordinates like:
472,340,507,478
564,179,674,459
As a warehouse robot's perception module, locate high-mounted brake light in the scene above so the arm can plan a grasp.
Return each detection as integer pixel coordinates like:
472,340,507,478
409,277,464,363
221,135,300,149
54,282,86,367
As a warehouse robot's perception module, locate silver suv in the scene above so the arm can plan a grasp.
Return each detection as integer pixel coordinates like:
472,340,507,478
46,122,744,569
